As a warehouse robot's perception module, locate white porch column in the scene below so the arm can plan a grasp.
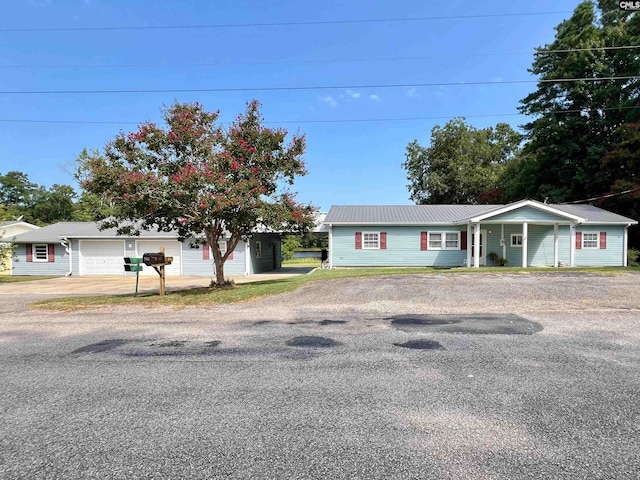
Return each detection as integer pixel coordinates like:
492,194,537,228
473,222,480,268
522,222,528,268
569,222,576,267
328,224,333,269
501,224,506,260
466,223,472,267
624,225,629,267
553,224,559,267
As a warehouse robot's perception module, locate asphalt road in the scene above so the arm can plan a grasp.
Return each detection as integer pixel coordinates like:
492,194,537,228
1,273,639,479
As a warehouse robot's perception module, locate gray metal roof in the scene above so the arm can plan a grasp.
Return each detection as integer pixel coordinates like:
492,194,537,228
11,222,179,243
324,205,496,224
552,204,637,224
324,203,637,225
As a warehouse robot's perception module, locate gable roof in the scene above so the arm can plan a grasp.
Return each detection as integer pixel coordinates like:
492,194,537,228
324,202,637,225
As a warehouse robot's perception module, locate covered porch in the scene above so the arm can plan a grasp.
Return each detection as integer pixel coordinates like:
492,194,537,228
461,202,587,268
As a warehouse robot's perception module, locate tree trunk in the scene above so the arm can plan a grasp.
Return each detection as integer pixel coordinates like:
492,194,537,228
213,253,225,286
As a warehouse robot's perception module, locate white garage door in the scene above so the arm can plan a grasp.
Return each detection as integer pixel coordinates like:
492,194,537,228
136,240,181,276
81,240,125,275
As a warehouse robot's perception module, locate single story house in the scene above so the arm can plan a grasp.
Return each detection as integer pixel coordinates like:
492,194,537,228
10,222,281,276
1,219,40,271
323,199,637,268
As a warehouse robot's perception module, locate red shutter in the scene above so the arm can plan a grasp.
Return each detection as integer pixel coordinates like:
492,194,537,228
380,232,387,250
48,244,55,262
460,231,467,250
227,241,234,260
26,244,33,262
203,243,210,259
600,232,607,249
420,232,427,250
355,232,362,249
575,232,582,249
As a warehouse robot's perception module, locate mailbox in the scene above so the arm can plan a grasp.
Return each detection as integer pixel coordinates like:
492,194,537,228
124,257,143,272
143,252,165,266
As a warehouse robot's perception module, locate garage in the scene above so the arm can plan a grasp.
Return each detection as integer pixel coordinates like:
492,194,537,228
136,240,182,276
80,240,125,275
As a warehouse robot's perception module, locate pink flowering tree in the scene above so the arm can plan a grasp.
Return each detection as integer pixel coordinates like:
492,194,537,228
77,100,316,286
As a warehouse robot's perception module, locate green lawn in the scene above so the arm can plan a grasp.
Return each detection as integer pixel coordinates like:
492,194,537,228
31,266,640,311
0,275,56,283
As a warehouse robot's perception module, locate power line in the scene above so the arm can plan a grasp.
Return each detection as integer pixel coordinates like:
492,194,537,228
0,105,637,126
1,76,638,95
0,11,571,33
561,187,640,204
3,45,639,69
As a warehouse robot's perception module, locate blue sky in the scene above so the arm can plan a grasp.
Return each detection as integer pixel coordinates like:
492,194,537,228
0,0,582,211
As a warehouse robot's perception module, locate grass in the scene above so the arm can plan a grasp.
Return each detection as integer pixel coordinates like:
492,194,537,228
31,265,640,311
282,258,321,266
0,275,56,283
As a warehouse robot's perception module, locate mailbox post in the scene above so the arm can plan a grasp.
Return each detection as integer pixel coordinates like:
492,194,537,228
124,257,144,296
142,247,173,296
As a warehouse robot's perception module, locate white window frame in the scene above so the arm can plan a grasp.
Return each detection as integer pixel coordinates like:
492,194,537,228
582,232,599,249
255,240,262,258
33,243,49,262
511,234,523,248
428,232,459,250
217,240,227,256
362,232,380,250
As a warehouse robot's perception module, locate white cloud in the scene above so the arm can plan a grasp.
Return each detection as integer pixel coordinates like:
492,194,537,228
406,87,419,98
321,96,339,108
346,89,361,99
369,94,381,103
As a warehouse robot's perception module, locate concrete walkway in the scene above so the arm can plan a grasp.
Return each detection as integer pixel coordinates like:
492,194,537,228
0,267,315,296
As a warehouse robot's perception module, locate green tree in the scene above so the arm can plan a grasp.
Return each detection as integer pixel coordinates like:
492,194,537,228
513,0,640,203
77,100,316,286
281,235,301,260
402,118,521,204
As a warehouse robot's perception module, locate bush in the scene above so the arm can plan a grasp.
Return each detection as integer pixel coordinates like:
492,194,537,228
628,248,640,266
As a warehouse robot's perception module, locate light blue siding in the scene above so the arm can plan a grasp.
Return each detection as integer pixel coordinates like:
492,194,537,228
487,206,573,223
576,226,624,266
332,226,467,267
12,243,69,276
181,238,246,276
249,234,281,274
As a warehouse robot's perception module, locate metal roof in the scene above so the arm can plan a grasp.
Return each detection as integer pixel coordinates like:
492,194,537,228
324,203,637,225
11,222,178,243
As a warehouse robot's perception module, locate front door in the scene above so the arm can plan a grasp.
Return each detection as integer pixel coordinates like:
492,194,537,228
471,230,487,266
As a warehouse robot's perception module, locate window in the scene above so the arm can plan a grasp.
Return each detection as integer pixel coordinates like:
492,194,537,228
255,240,262,258
428,232,459,250
217,241,227,255
363,232,380,249
34,244,48,262
583,233,598,249
511,234,523,247
445,233,459,249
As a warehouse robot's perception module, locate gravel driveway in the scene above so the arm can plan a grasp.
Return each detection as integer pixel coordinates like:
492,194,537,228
1,272,639,479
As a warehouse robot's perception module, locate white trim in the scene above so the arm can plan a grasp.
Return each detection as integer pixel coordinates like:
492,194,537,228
473,223,481,268
510,234,523,247
467,199,585,224
427,231,460,250
582,232,599,249
569,223,576,267
553,224,559,267
624,225,629,267
501,224,506,259
466,223,472,267
522,222,528,268
33,243,49,262
362,231,381,250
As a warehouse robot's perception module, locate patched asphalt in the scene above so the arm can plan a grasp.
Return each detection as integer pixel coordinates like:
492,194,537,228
1,272,640,479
